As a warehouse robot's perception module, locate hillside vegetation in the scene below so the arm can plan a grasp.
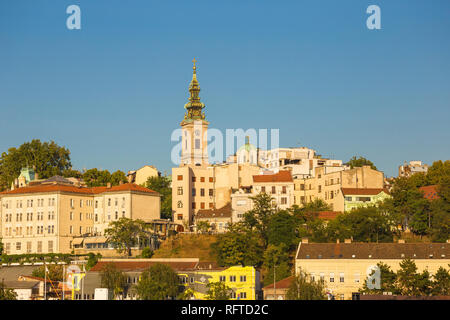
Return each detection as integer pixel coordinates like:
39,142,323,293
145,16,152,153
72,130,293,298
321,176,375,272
153,234,218,262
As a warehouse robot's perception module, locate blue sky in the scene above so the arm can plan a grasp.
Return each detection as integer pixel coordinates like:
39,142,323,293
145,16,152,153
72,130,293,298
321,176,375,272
1,0,449,177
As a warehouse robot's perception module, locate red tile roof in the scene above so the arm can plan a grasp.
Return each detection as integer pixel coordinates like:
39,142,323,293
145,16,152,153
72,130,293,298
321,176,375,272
317,211,340,220
253,170,293,183
196,203,232,218
341,188,386,196
0,183,158,196
89,260,198,272
419,185,440,201
262,276,295,290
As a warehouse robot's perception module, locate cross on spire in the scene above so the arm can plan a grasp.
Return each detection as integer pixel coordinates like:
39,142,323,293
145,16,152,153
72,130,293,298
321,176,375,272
192,58,197,73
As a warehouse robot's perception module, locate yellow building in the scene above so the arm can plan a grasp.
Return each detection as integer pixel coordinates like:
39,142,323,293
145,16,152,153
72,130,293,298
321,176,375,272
295,240,450,300
84,258,260,300
127,165,160,186
0,178,161,254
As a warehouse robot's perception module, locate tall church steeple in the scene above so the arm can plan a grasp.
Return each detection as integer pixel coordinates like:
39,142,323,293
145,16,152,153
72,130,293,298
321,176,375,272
182,58,206,123
180,59,209,167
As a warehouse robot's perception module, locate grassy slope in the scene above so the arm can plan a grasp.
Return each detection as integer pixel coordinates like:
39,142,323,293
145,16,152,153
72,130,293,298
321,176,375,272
153,234,219,262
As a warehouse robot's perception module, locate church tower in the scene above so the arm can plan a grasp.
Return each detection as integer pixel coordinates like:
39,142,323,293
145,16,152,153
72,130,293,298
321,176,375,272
180,59,209,167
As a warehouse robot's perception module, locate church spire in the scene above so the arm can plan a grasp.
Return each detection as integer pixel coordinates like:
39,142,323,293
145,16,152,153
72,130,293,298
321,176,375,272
183,58,206,122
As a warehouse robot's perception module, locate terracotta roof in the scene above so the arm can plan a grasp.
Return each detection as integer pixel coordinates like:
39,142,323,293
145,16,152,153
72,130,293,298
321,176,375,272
341,188,387,196
262,275,295,290
297,243,450,260
196,203,232,219
0,183,158,196
89,260,198,272
419,185,440,201
317,211,340,220
253,170,293,183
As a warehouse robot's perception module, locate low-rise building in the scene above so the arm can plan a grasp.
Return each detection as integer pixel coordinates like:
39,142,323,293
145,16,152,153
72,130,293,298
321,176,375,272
295,240,450,300
127,165,160,185
80,258,260,300
262,275,294,300
398,161,429,178
252,171,294,210
0,179,161,255
195,203,232,233
341,188,390,212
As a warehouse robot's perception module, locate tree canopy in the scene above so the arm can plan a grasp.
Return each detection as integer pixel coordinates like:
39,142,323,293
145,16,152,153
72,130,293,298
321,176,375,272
0,139,71,190
205,281,232,300
146,175,172,219
135,263,180,300
105,217,149,256
346,156,377,170
100,263,127,299
286,269,327,300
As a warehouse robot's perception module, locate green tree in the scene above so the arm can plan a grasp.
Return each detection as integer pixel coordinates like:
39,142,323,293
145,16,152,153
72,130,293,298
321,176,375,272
0,140,72,190
396,259,433,296
196,221,211,234
427,160,450,185
100,263,127,299
263,244,291,286
82,168,112,187
346,156,377,170
105,217,149,256
327,205,395,243
242,192,277,249
0,280,17,300
205,281,232,300
145,175,172,219
0,239,3,255
267,210,297,248
432,266,450,296
141,247,154,258
286,269,327,300
32,264,64,281
85,253,102,271
135,263,179,300
110,170,128,186
360,262,400,295
211,224,263,267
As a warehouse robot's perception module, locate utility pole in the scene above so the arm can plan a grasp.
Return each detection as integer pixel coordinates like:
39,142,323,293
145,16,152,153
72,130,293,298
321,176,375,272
273,257,276,300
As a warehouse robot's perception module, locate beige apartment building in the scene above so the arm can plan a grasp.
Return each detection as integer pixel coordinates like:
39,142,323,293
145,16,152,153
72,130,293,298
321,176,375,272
0,179,160,255
127,165,160,185
293,165,384,212
295,240,450,300
252,171,294,210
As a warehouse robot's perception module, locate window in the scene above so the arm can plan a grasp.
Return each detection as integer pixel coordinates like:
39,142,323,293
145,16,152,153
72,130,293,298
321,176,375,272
200,188,205,196
271,186,276,194
229,275,236,282
209,203,214,209
340,272,345,282
192,188,196,196
200,202,205,209
209,177,214,183
300,184,305,190
219,276,226,282
70,226,73,234
330,191,334,200
95,201,98,209
209,189,213,197
108,198,111,206
177,214,183,220
177,187,183,195
231,291,236,299
329,273,334,282
195,139,200,149
80,213,83,220
261,186,266,193
27,242,32,253
281,197,287,205
240,292,247,299
282,186,287,194
345,196,352,201
318,185,322,193
192,202,196,209
192,177,196,182
16,242,21,251
310,273,315,282
356,197,371,202
48,241,53,253
240,276,246,282
37,241,42,253
177,175,183,181
177,201,183,208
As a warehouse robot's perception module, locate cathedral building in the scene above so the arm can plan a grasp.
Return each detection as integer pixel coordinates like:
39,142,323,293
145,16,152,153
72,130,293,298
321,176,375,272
171,60,260,231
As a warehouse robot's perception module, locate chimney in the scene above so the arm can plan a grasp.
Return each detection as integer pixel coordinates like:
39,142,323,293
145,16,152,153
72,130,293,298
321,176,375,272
398,239,405,244
301,238,308,244
344,239,352,244
107,182,111,188
336,239,340,244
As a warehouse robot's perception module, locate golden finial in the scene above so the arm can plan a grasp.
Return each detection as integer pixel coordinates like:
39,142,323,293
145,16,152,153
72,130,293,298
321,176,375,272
192,58,197,74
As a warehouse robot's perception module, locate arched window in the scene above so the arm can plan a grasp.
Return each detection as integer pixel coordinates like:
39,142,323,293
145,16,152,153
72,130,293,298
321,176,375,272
177,201,183,208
